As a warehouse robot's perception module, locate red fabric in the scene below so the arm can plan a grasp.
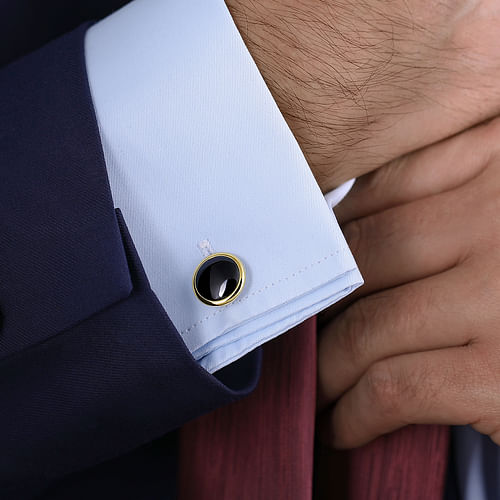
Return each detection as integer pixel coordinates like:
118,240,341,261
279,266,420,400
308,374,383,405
315,425,450,499
179,318,317,500
179,318,450,499
349,425,449,500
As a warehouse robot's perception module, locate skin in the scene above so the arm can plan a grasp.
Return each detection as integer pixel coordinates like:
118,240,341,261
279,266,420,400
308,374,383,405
224,0,500,450
226,0,500,191
318,116,500,448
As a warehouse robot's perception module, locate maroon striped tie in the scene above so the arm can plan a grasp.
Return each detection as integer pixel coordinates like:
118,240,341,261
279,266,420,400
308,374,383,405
179,318,450,499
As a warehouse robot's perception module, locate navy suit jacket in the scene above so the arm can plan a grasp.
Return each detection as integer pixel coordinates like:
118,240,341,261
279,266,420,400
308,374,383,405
0,2,261,498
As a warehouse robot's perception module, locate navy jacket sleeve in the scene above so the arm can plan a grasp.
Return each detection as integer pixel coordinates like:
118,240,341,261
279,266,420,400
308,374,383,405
0,24,261,498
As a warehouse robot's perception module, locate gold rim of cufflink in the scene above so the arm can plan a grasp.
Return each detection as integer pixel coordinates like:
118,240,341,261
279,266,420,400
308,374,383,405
192,252,246,306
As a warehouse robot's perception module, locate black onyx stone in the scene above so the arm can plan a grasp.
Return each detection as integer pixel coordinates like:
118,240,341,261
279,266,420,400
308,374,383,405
195,255,242,304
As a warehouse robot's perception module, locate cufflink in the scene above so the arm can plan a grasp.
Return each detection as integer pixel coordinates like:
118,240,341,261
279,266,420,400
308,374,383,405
193,253,246,306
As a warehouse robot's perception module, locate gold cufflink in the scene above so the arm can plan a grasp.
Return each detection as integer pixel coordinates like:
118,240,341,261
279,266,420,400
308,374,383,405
193,253,246,306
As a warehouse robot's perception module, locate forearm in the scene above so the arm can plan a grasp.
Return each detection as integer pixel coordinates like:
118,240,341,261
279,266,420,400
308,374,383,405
226,0,500,192
225,0,388,190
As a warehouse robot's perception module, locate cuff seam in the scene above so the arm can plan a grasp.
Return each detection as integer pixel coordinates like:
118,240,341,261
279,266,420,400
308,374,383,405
181,249,344,335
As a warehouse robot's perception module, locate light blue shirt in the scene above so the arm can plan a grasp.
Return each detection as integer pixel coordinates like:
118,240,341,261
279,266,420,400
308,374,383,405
84,0,363,373
85,0,496,494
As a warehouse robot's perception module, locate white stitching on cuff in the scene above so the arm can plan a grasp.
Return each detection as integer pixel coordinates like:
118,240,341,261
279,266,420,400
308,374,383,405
181,249,342,335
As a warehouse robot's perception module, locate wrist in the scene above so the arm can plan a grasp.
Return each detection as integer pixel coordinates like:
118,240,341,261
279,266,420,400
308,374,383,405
225,0,480,194
225,0,368,191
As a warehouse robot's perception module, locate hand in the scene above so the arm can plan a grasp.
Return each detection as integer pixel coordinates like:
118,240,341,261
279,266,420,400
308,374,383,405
317,116,500,449
226,0,500,191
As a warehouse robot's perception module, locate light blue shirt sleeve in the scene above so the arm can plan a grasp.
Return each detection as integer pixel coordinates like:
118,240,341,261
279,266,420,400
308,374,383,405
84,0,363,373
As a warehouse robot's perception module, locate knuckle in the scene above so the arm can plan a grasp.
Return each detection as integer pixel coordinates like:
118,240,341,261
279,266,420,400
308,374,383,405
364,362,402,416
343,216,379,277
364,361,414,420
335,299,373,362
342,219,363,259
365,359,437,423
392,285,428,340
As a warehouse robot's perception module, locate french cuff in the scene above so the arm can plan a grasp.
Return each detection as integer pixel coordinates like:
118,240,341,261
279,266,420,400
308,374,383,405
85,0,363,373
190,179,360,372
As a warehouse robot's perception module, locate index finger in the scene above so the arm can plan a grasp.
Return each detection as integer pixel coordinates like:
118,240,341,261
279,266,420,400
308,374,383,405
321,346,481,449
335,118,500,224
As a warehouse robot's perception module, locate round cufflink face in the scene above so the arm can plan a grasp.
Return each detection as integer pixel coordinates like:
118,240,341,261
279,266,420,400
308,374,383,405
193,253,246,306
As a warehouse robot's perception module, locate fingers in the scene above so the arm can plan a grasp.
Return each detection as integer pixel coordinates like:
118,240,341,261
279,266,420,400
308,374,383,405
341,188,470,300
319,182,472,326
335,117,500,224
317,263,479,410
321,346,482,449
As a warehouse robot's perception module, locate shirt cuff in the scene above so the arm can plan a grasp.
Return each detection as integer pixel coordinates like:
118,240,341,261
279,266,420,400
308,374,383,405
84,0,363,373
325,179,356,209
